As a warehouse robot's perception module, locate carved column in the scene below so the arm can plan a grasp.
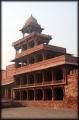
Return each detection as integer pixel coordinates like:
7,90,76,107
19,90,22,100
33,89,35,101
52,87,54,101
42,71,44,84
12,89,16,100
27,74,29,85
27,57,29,65
42,52,46,60
63,66,67,82
42,52,45,60
5,88,7,99
42,88,45,100
34,73,36,86
27,41,29,49
34,89,37,100
26,90,28,100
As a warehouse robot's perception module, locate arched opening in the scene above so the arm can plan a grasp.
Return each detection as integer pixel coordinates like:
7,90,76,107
45,88,52,100
28,90,34,100
53,87,64,100
36,89,43,100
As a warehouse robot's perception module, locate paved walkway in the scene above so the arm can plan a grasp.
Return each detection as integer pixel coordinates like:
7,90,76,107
1,107,78,119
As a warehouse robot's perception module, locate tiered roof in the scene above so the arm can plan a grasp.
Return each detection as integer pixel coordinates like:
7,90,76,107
20,14,44,35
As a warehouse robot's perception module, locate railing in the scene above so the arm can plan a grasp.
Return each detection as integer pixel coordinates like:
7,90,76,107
13,79,65,89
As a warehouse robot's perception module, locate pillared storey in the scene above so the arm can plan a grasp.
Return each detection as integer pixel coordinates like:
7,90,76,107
1,15,78,108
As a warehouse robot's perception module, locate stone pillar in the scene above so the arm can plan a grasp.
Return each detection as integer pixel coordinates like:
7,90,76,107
12,89,15,100
42,88,45,100
34,74,36,86
26,75,27,85
42,71,44,84
11,89,13,100
27,42,29,49
27,57,29,65
33,89,35,101
20,90,23,100
42,52,46,60
52,87,54,101
63,66,67,81
5,88,7,99
27,90,29,100
34,40,37,46
34,89,37,100
5,88,8,99
19,90,21,100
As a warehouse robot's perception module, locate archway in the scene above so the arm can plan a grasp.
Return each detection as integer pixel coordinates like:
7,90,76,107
36,89,43,100
44,88,52,100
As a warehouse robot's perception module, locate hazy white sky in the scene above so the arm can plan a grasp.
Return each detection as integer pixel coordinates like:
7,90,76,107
2,1,77,69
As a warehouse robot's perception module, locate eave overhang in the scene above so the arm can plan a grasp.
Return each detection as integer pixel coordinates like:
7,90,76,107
13,55,78,76
11,44,67,62
12,32,52,48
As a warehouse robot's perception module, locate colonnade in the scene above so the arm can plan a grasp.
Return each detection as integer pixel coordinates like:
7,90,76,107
15,67,66,86
15,51,48,68
12,87,64,101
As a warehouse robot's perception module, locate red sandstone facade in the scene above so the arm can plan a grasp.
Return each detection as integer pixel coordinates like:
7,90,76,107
1,15,78,109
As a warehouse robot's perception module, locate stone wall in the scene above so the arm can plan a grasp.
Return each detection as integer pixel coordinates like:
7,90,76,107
65,69,78,98
15,69,78,109
64,69,78,109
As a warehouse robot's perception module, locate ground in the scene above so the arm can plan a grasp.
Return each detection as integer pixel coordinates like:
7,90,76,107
1,107,78,119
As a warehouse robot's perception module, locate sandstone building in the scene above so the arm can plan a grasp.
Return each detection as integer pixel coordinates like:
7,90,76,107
1,15,78,109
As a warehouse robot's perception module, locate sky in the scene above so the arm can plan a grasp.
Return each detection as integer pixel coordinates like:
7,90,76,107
1,1,77,69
